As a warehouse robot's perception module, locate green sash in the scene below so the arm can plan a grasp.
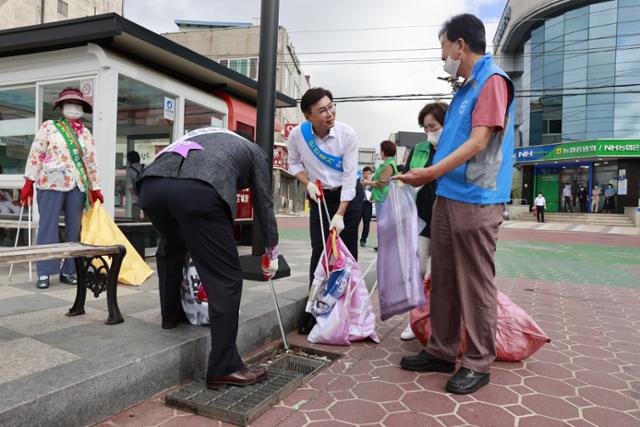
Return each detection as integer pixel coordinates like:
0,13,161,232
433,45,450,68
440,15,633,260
53,118,90,209
409,141,431,170
371,158,398,202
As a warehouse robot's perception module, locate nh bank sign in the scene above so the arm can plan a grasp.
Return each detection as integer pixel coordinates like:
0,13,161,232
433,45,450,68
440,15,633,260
514,140,640,164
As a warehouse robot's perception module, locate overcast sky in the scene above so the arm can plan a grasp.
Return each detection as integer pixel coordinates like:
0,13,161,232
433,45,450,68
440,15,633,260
124,0,506,149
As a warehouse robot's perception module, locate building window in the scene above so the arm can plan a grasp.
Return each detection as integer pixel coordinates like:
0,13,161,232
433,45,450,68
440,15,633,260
115,75,176,220
0,86,36,175
219,58,258,80
184,99,225,133
57,0,69,17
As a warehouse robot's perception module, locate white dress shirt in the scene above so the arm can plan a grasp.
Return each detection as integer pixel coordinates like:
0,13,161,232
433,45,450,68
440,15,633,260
287,121,359,202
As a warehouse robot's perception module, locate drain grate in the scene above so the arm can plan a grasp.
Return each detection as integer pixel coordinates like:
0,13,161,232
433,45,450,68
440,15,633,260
166,367,303,426
165,345,341,426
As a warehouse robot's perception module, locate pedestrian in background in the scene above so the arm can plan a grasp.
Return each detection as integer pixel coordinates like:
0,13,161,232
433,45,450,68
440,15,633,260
562,184,573,212
395,13,515,395
534,192,546,223
603,184,616,213
359,166,374,247
398,101,448,342
362,140,398,222
576,185,588,213
591,185,600,213
126,150,144,220
20,87,103,289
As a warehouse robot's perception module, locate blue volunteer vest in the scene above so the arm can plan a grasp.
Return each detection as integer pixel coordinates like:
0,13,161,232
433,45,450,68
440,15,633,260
433,53,515,204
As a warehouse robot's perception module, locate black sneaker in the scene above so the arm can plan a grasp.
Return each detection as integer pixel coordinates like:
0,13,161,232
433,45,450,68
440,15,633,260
446,367,490,395
59,273,78,286
400,350,455,372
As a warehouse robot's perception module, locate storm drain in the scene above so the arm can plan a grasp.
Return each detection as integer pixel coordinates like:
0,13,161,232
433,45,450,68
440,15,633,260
165,345,340,426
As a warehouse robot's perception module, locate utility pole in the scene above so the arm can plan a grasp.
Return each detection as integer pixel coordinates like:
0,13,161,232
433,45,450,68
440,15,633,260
240,0,289,281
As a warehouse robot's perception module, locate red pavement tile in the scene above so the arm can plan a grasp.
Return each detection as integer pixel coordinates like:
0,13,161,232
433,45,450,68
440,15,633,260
570,344,615,359
578,386,639,411
325,376,357,392
281,388,319,407
518,415,569,427
381,401,406,413
304,410,331,421
402,390,456,415
250,406,295,427
575,370,628,389
109,400,175,427
457,402,516,427
564,396,594,408
306,422,353,427
276,411,308,427
529,348,571,364
526,361,573,379
520,394,579,419
573,356,621,373
157,414,219,427
383,411,441,427
414,372,451,391
369,366,417,383
299,392,335,411
523,376,577,397
504,404,533,416
490,368,524,386
329,390,354,401
437,414,466,426
583,407,640,427
399,382,421,391
328,400,386,424
568,420,599,427
352,381,403,402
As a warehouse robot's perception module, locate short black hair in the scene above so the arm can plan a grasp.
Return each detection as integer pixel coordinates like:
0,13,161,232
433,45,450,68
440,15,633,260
418,102,449,127
127,151,140,164
301,87,333,114
439,14,486,55
362,166,373,173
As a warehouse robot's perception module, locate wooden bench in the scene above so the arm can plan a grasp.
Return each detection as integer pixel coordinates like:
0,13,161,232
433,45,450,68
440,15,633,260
0,243,126,325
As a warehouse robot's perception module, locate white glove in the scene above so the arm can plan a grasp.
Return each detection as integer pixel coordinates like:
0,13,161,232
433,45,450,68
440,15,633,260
306,182,321,202
330,214,344,233
261,253,279,279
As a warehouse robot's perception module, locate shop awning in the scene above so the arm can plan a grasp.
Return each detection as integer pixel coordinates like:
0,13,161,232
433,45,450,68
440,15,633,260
0,13,296,108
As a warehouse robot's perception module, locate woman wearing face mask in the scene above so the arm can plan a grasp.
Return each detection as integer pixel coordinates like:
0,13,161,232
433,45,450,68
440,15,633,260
398,101,449,341
19,87,103,289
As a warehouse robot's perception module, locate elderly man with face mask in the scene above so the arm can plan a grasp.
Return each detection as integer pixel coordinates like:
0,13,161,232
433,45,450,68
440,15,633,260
20,87,103,289
395,14,515,395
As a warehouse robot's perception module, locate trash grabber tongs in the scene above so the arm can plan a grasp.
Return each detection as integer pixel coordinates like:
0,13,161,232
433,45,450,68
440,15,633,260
7,203,25,281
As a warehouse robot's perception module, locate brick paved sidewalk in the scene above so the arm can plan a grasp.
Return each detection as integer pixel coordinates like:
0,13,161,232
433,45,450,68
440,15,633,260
99,270,640,427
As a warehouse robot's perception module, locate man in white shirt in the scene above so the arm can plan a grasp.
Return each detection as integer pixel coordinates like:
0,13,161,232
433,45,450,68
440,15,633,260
287,87,363,334
562,184,573,213
534,192,546,223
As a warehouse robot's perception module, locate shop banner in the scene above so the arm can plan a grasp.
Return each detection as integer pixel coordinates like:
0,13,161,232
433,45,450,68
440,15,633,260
514,140,640,164
618,169,628,196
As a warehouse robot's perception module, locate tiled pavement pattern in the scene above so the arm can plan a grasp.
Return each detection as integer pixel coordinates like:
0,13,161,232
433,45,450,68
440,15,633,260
501,220,640,236
98,229,640,427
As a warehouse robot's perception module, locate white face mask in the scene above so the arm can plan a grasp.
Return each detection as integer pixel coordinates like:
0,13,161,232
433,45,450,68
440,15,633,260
427,129,442,148
62,103,84,120
443,54,461,78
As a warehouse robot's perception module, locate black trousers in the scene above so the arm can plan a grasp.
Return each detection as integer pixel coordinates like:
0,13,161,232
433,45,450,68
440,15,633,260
563,196,573,212
360,201,373,243
536,206,545,222
579,198,588,213
299,182,363,329
139,177,243,378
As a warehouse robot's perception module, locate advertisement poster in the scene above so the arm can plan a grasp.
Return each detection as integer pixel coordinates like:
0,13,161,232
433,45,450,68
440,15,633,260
618,169,627,195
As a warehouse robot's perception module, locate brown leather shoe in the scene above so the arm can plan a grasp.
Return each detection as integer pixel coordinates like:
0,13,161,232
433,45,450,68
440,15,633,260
206,366,267,389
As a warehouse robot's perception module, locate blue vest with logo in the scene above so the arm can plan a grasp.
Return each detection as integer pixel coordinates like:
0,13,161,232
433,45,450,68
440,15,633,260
433,53,515,204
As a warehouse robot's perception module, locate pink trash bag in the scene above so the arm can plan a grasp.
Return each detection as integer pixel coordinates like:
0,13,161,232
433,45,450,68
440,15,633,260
410,277,550,362
307,232,379,345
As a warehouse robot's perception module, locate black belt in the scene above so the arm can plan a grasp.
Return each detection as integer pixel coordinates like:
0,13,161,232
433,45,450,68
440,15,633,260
323,186,342,192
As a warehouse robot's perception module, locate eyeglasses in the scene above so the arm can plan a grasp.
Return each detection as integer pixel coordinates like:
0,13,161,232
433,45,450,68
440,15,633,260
314,103,336,117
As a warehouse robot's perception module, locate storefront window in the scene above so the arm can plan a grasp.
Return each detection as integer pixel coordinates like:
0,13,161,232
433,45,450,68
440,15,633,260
0,86,36,175
184,100,225,133
115,75,176,220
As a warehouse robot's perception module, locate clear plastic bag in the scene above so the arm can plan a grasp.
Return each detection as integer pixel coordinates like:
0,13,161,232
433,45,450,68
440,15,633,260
376,181,426,321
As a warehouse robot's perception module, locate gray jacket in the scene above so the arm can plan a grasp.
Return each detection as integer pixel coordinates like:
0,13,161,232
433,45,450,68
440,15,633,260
138,129,278,247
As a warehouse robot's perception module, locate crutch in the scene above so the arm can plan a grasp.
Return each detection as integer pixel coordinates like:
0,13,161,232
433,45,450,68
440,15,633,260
7,204,25,281
27,201,32,282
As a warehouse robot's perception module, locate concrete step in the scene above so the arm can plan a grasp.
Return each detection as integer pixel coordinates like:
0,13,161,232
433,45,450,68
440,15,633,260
514,213,634,226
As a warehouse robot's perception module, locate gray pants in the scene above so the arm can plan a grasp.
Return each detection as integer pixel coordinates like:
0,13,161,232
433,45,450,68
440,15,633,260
36,187,85,277
426,197,502,374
